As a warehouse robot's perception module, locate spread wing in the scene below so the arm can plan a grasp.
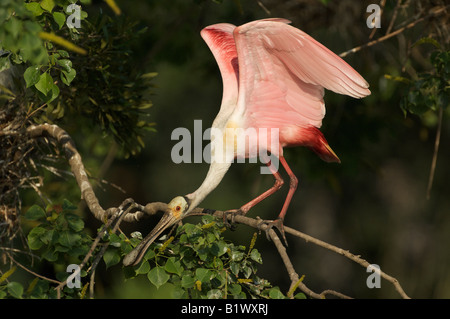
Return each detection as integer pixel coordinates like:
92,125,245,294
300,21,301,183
233,18,371,129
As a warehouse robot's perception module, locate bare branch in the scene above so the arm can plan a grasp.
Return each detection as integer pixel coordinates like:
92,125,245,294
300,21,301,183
339,5,449,58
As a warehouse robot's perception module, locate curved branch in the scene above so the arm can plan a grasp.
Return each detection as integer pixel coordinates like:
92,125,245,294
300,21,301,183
27,124,106,221
26,124,161,223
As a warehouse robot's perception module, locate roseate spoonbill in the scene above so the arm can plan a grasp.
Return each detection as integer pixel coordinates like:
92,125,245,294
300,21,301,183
123,18,370,267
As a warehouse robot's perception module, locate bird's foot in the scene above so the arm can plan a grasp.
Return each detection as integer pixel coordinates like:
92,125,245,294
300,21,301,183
222,209,244,230
257,217,288,246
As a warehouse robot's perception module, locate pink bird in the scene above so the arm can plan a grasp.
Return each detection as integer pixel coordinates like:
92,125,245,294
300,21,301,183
123,18,370,267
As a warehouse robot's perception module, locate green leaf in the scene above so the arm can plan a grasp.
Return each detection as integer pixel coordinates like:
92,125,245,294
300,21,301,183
35,72,53,95
57,50,70,58
294,292,307,299
135,261,150,275
230,250,244,262
195,268,212,283
24,3,44,16
58,230,81,247
57,59,72,72
0,56,11,73
24,66,41,88
40,229,55,244
183,223,198,237
228,284,242,296
181,275,195,289
103,248,121,269
61,68,76,86
25,205,46,220
143,248,155,261
62,199,77,211
27,226,47,250
7,282,23,299
53,12,66,30
42,247,58,262
41,83,60,103
250,249,262,264
164,257,183,276
65,213,84,232
147,267,169,289
210,241,227,257
40,0,55,12
268,287,285,299
229,263,240,278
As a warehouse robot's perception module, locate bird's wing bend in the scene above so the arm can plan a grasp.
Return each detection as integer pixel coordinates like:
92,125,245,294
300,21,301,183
201,23,239,112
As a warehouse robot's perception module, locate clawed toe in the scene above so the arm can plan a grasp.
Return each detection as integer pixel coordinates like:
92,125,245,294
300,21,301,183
222,209,244,230
257,218,288,246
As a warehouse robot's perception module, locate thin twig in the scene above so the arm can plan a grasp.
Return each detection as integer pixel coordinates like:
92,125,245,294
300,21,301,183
386,0,402,35
282,224,410,299
7,253,61,285
339,5,448,58
257,1,271,16
369,0,386,40
427,106,443,199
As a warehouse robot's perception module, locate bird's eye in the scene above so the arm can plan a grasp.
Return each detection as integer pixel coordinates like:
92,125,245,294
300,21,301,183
175,205,181,212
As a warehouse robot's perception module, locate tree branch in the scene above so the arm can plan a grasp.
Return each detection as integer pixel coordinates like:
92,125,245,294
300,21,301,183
27,124,106,221
142,203,410,299
23,123,410,298
339,5,449,58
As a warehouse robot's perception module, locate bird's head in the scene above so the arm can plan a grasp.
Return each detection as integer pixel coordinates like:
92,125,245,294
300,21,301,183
167,195,191,219
149,196,191,240
122,196,191,267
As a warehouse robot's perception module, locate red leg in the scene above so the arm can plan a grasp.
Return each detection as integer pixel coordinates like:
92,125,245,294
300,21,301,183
239,156,284,214
256,156,297,245
277,156,298,221
226,155,298,245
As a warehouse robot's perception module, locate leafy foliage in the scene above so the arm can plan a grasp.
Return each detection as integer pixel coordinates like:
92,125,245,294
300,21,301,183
118,215,302,299
0,0,157,274
0,0,156,157
1,201,303,299
400,50,449,119
386,39,449,124
1,200,89,299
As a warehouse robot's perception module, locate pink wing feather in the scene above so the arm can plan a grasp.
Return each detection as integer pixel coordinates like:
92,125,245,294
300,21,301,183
233,19,371,130
200,23,239,111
